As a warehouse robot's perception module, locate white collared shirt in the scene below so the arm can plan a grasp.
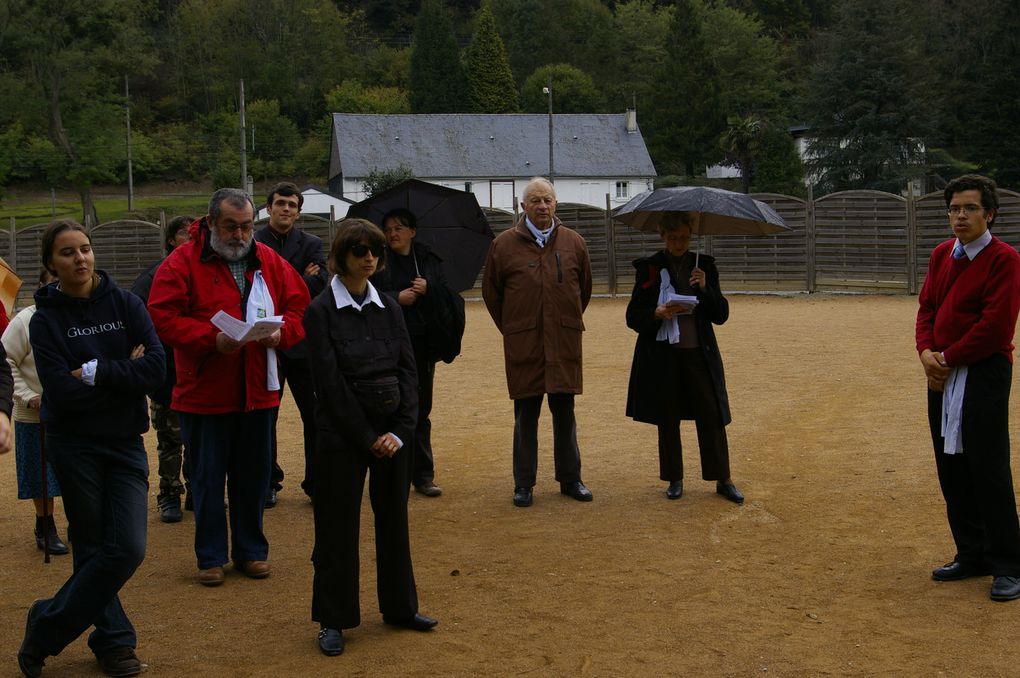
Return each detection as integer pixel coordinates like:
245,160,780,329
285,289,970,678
331,275,385,311
956,229,992,261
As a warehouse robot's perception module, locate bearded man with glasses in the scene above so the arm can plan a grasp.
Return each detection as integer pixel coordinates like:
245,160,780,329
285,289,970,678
148,188,310,587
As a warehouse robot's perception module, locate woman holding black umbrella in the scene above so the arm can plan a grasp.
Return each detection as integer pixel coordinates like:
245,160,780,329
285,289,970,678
625,218,744,504
371,207,448,497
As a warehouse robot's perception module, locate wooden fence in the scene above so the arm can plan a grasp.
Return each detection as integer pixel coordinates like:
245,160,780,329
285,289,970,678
6,188,1017,310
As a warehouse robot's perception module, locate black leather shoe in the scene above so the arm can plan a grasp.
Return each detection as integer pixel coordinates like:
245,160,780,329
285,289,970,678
264,488,278,508
716,481,744,504
560,481,593,502
414,481,443,497
513,486,533,507
157,495,183,523
318,627,344,656
97,646,142,677
34,517,70,556
991,576,1020,601
931,560,988,581
383,613,438,631
666,480,683,500
19,600,45,678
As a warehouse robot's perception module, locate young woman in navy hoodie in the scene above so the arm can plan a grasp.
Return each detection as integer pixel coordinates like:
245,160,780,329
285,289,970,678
17,220,165,678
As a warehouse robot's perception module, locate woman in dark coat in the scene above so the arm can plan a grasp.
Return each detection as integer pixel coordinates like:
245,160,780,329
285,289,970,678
304,218,437,657
625,220,744,504
371,208,448,497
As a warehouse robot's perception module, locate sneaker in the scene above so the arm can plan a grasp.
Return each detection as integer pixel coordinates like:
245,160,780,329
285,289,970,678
157,495,183,523
96,646,142,677
414,481,443,497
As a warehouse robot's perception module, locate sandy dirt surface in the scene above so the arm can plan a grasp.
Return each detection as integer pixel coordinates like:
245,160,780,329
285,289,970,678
2,295,1019,676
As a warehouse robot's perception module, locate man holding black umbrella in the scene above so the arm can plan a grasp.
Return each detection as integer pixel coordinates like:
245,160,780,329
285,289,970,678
482,177,593,508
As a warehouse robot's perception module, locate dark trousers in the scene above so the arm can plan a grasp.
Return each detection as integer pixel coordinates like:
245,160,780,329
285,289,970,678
28,432,148,657
512,393,582,488
311,443,418,630
657,349,730,482
150,400,188,500
179,410,273,570
929,354,1020,575
269,353,317,497
410,344,436,486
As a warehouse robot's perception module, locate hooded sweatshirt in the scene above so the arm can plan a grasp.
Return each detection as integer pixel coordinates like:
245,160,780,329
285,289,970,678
30,271,165,437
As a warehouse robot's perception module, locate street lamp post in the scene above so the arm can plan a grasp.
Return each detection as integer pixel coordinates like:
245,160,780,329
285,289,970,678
543,76,554,184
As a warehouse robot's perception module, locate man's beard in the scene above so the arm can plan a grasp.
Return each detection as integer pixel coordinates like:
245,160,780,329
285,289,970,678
210,232,253,262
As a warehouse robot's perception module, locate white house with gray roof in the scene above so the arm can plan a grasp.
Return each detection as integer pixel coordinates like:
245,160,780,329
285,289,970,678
328,112,657,211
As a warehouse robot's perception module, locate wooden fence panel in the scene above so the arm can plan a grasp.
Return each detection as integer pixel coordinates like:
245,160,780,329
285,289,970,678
813,190,908,292
90,220,163,290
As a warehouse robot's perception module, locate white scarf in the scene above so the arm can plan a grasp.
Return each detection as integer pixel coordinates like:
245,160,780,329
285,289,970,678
941,366,967,455
247,270,280,391
655,268,680,344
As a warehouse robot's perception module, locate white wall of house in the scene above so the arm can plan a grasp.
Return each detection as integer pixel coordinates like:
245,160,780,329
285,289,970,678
341,176,654,211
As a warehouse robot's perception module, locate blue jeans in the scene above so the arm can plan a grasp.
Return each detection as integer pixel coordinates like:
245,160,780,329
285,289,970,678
27,432,148,657
178,409,273,569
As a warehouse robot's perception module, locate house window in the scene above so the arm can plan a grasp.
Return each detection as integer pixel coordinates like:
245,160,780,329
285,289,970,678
615,181,630,198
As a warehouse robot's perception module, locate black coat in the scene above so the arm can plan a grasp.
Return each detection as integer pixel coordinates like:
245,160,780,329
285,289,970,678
255,225,329,359
132,259,176,405
625,250,731,426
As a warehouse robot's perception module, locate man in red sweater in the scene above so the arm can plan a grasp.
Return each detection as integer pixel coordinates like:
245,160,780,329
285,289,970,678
916,173,1020,602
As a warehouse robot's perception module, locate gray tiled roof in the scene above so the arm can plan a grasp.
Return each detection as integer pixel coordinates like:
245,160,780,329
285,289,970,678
330,113,656,179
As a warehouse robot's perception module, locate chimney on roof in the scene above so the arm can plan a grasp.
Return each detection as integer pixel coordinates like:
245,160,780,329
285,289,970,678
625,108,637,133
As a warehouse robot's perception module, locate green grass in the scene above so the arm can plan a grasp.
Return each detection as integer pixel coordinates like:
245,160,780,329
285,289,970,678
0,194,209,228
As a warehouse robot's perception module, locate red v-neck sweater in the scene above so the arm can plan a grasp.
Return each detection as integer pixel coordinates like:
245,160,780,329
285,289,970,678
916,236,1020,366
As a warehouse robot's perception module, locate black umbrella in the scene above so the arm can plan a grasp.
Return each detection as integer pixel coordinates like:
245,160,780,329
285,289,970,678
347,179,495,292
614,186,790,266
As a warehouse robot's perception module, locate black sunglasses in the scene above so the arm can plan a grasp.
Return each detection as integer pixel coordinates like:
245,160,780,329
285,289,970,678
348,243,383,258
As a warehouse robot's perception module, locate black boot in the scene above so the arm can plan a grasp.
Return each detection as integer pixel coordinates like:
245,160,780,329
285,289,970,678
35,515,69,556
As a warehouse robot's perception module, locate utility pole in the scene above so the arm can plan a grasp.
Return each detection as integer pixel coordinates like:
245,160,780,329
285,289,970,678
239,79,248,193
125,75,134,211
544,75,554,184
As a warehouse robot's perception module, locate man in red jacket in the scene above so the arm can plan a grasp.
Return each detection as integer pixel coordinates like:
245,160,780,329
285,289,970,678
148,188,310,587
916,173,1020,602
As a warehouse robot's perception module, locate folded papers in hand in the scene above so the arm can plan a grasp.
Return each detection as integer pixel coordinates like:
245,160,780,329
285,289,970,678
212,310,284,343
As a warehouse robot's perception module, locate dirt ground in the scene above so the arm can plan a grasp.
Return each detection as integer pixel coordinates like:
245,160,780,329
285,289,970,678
2,295,1019,677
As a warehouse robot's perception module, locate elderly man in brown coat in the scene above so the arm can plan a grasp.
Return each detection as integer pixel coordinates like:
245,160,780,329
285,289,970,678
482,177,593,508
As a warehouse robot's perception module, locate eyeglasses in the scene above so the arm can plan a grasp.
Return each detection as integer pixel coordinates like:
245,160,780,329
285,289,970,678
947,205,984,216
349,243,383,258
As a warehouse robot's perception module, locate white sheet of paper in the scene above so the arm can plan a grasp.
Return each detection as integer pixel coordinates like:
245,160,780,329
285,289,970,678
211,310,284,343
665,293,699,315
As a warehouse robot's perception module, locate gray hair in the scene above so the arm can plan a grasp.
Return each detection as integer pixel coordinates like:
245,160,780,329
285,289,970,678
209,188,255,223
522,177,556,203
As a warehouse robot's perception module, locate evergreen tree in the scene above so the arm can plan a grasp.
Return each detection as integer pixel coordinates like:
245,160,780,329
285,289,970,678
409,0,468,113
463,5,519,113
643,0,725,177
801,0,933,192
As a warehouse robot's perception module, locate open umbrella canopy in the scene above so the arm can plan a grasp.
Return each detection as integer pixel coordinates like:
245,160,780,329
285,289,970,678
614,186,789,235
347,179,495,292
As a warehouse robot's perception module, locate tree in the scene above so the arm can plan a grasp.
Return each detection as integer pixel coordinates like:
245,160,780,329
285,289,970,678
643,0,725,177
702,4,782,120
749,125,804,196
801,0,933,192
463,5,519,113
720,115,764,194
604,0,672,111
363,165,415,196
409,0,467,113
520,64,605,114
0,0,158,224
325,80,410,114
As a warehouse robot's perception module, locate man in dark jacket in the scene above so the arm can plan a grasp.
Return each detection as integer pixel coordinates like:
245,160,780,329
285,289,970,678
254,182,328,503
132,215,192,522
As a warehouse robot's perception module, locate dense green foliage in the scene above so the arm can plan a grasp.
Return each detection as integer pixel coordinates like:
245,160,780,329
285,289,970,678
3,0,1020,220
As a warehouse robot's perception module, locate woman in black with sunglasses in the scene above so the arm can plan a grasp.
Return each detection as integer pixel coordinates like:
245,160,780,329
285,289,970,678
303,218,437,657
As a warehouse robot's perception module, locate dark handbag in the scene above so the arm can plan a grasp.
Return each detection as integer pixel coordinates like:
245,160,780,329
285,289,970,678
351,376,401,416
